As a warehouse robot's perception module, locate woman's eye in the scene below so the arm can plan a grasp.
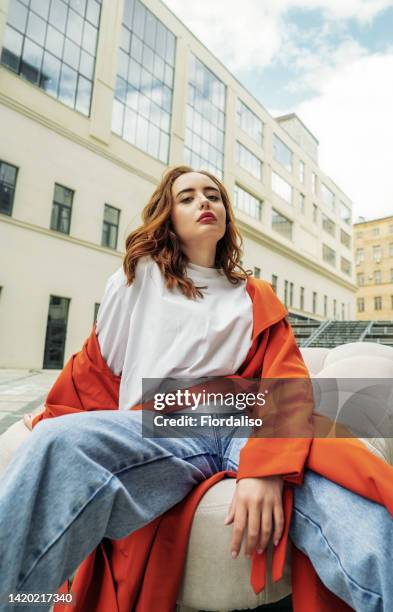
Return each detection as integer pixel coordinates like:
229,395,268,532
207,195,219,201
181,197,193,203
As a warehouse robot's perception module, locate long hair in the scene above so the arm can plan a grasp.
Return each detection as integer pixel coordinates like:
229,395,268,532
123,165,252,299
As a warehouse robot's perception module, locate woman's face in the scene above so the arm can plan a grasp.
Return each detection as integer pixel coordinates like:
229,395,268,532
170,172,227,250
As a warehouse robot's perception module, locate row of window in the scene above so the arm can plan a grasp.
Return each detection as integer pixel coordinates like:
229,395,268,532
357,296,393,312
278,276,347,318
356,244,393,264
356,224,393,238
357,269,393,285
1,161,120,248
1,0,351,217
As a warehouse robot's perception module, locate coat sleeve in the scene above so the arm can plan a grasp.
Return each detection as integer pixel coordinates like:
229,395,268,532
236,316,314,485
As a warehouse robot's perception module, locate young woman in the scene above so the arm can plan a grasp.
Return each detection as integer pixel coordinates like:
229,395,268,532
1,166,392,612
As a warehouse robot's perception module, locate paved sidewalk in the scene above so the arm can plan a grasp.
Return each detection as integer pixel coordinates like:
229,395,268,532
0,369,60,435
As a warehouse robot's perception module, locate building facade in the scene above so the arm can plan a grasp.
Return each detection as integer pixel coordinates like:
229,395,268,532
354,215,393,320
0,0,356,369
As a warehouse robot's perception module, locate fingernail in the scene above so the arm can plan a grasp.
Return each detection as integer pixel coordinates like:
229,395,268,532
257,548,263,555
231,551,237,559
274,539,279,546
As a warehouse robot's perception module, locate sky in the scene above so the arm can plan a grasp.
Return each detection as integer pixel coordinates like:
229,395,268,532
163,0,393,222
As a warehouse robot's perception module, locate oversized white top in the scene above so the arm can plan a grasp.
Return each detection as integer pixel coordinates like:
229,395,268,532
96,256,254,410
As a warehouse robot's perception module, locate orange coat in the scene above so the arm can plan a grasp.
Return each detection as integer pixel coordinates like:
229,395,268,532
32,277,393,612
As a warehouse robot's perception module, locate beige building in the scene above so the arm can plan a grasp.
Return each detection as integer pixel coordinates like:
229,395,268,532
0,0,356,369
354,215,393,320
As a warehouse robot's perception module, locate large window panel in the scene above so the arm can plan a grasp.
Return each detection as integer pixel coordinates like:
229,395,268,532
233,185,262,221
185,54,225,178
235,142,262,180
236,99,263,145
0,160,18,216
112,0,175,164
272,208,293,240
273,134,293,172
321,183,335,212
1,0,102,116
272,171,292,204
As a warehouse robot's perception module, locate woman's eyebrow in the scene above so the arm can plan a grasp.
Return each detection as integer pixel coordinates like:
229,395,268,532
175,186,220,199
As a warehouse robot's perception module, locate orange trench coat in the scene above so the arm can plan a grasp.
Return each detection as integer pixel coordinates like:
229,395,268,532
31,277,393,612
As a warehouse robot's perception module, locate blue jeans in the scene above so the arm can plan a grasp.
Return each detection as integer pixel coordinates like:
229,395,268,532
0,410,392,611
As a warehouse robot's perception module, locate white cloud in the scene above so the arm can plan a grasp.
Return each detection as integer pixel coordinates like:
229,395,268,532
292,51,393,219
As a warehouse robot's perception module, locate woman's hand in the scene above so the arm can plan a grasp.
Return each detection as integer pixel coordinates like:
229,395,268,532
224,476,284,559
23,413,34,431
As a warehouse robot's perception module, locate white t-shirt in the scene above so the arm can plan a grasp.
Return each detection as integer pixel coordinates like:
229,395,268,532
96,256,254,410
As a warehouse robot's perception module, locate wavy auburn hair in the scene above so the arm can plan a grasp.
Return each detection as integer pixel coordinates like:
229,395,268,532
123,165,252,299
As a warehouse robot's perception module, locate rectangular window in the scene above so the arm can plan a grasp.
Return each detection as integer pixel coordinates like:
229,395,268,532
374,269,381,284
374,296,382,311
357,273,364,286
341,257,351,276
43,295,70,369
300,193,305,214
185,54,225,177
312,291,317,314
272,208,293,241
0,160,18,216
235,142,262,180
272,171,292,204
340,229,351,248
389,243,393,257
321,183,335,212
271,274,278,293
312,203,318,224
233,185,262,221
50,183,74,234
333,299,337,318
340,201,351,225
390,268,393,282
391,295,393,309
1,0,103,116
300,286,304,311
357,297,364,313
273,134,293,172
324,295,328,317
312,172,317,195
253,266,261,279
236,99,263,145
322,213,336,237
373,245,381,262
299,160,305,184
322,244,336,267
372,227,380,236
113,0,176,163
389,224,393,234
341,303,345,320
289,282,294,307
356,248,364,265
102,204,120,249
284,280,288,307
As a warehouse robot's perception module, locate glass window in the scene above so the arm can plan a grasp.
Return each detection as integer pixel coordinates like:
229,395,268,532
271,274,278,293
1,0,102,115
322,244,336,267
340,229,351,248
272,171,292,204
273,134,292,172
322,213,335,237
373,245,381,262
236,99,263,145
390,268,393,282
299,160,305,184
312,203,318,223
341,257,351,276
272,209,292,241
321,183,335,212
333,299,337,318
0,160,18,216
356,248,364,265
43,295,70,369
112,0,175,164
253,266,261,279
300,286,304,311
300,193,305,214
357,273,364,286
50,183,73,234
185,54,225,177
101,203,120,249
233,185,262,221
284,280,288,307
312,291,317,314
357,297,364,313
389,243,393,257
289,281,294,307
374,269,381,284
372,227,380,236
235,142,262,180
374,296,382,311
389,224,393,234
324,295,328,317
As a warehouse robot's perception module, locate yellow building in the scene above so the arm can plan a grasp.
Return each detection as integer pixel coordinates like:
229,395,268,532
354,215,393,320
0,0,356,369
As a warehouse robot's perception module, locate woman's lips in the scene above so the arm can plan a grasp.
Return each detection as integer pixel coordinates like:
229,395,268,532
198,215,216,223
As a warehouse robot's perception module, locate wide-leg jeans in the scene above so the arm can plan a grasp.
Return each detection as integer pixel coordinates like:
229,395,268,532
0,409,392,611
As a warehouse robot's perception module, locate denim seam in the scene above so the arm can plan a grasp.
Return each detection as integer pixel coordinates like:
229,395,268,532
292,506,383,600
